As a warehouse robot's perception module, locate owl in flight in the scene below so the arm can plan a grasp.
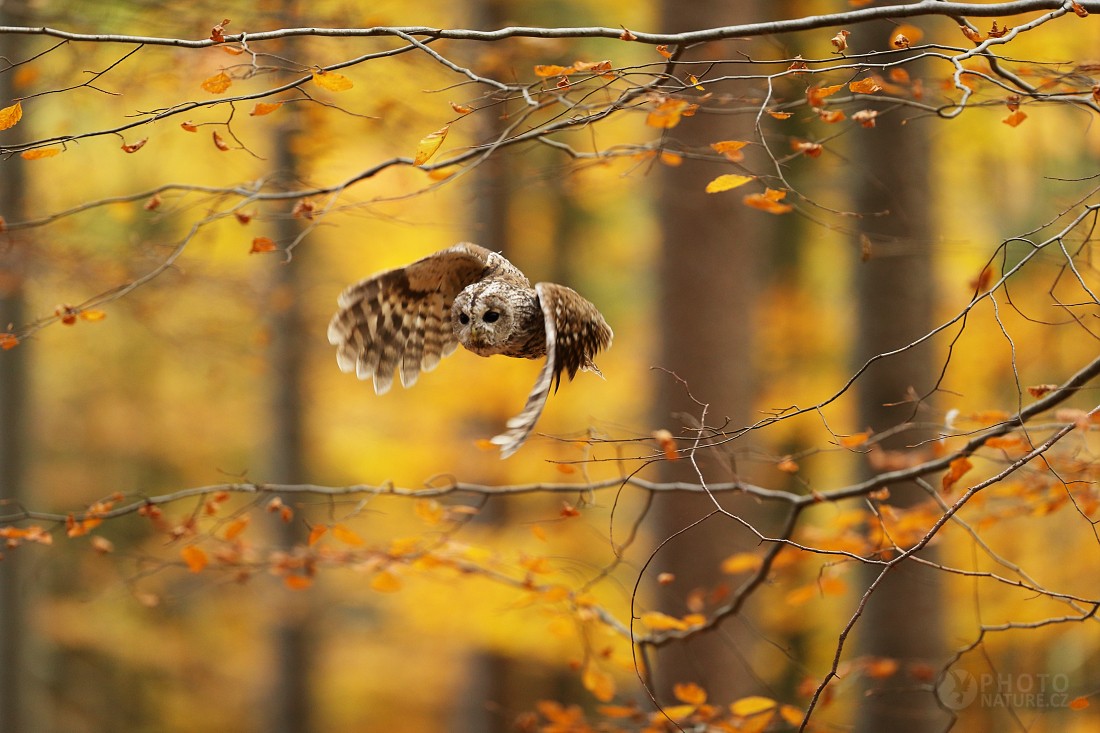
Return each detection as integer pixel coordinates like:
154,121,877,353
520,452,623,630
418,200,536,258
327,243,613,458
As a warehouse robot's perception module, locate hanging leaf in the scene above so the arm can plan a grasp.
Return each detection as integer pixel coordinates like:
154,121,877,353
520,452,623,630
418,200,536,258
672,682,707,705
0,101,22,130
413,124,449,165
121,138,148,154
807,83,843,107
582,665,616,702
370,570,402,592
200,71,232,94
941,456,973,492
0,333,19,351
332,523,364,546
209,18,231,43
849,77,882,94
1002,110,1027,127
307,524,328,546
20,147,61,159
646,98,689,129
711,139,749,161
249,237,277,254
312,69,353,91
249,102,282,116
212,130,230,151
743,188,793,214
181,545,208,573
705,174,754,194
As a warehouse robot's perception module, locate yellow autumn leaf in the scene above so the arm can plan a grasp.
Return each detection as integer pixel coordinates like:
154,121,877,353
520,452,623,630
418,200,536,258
223,515,250,540
705,174,754,194
249,102,282,116
849,77,883,94
414,498,444,525
312,70,353,91
0,101,22,130
181,545,208,573
200,71,232,94
79,309,107,322
711,139,749,161
730,695,777,718
720,551,762,574
534,64,573,77
672,682,707,705
413,124,450,166
21,147,61,159
640,610,688,631
370,570,402,593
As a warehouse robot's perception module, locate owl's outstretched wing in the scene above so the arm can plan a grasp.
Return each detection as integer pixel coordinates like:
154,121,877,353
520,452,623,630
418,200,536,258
327,243,494,394
491,282,613,459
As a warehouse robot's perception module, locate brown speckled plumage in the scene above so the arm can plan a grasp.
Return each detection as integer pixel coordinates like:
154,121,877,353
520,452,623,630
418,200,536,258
327,243,612,457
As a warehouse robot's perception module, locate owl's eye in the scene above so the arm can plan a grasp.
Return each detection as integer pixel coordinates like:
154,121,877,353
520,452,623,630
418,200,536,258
458,312,470,325
483,311,500,323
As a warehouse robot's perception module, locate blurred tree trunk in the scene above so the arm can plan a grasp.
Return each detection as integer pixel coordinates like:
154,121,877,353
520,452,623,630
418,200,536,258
0,3,31,731
652,0,773,704
850,23,946,733
264,3,313,732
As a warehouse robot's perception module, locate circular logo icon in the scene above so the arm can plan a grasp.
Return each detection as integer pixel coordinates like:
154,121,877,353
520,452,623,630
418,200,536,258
937,669,978,710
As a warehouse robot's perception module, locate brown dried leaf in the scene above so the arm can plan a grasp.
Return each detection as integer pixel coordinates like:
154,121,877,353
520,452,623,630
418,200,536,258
121,138,148,153
210,18,231,43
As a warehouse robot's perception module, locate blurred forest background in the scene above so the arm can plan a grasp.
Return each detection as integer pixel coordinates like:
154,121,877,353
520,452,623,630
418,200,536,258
1,1,1100,732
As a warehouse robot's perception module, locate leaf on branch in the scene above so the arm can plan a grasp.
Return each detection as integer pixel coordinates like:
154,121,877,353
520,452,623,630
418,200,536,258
744,188,793,214
1002,110,1027,127
711,139,749,162
807,83,843,107
312,69,353,91
1027,384,1058,398
249,102,282,116
144,194,162,211
1069,696,1090,710
852,109,878,128
619,27,637,41
449,101,473,115
640,610,702,631
705,174,754,194
849,77,882,94
291,198,315,220
652,428,679,459
0,101,22,131
942,456,972,493
721,552,763,575
200,71,232,94
729,696,777,732
212,130,230,150
1071,2,1089,17
307,524,327,546
767,109,793,120
659,150,682,166
534,64,573,78
839,431,871,448
988,21,1011,38
180,120,199,132
656,44,673,59
80,309,106,322
249,236,277,254
687,73,704,91
0,333,19,351
181,545,208,573
210,18,231,43
20,147,61,159
959,24,982,43
121,138,148,154
223,516,249,540
646,98,691,129
830,30,850,53
815,108,845,123
777,456,799,474
413,124,449,165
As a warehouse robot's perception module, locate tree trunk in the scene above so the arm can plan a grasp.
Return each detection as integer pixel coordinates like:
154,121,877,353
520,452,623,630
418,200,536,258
652,0,772,704
851,22,946,733
0,2,32,730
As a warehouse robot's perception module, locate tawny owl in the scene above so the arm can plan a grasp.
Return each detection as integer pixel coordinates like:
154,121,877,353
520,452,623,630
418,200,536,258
327,243,612,458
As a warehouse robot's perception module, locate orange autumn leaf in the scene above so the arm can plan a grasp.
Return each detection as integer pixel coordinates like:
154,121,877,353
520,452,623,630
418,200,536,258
0,101,22,130
673,682,707,705
449,101,473,114
0,333,19,351
646,98,689,129
767,109,793,120
743,188,793,214
711,139,749,161
730,695,777,720
891,24,924,47
332,523,364,546
840,431,871,448
413,124,449,165
250,236,277,254
659,150,683,166
1027,384,1058,398
852,109,878,128
212,130,230,151
794,140,824,157
807,83,843,107
370,570,402,593
181,545,208,573
582,665,616,702
816,108,845,123
311,69,353,91
121,138,148,154
201,71,232,94
209,18,231,43
705,173,754,194
777,456,799,474
656,44,673,59
652,428,679,460
1003,110,1027,127
79,309,106,322
20,147,61,159
223,516,250,540
830,30,850,53
1069,696,1090,710
250,101,282,116
849,77,883,94
721,552,762,574
534,64,573,77
180,120,199,132
284,574,313,590
307,524,328,546
864,657,900,679
942,456,973,492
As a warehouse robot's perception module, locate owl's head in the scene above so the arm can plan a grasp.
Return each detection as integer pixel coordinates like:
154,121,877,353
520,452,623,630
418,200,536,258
452,281,517,356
